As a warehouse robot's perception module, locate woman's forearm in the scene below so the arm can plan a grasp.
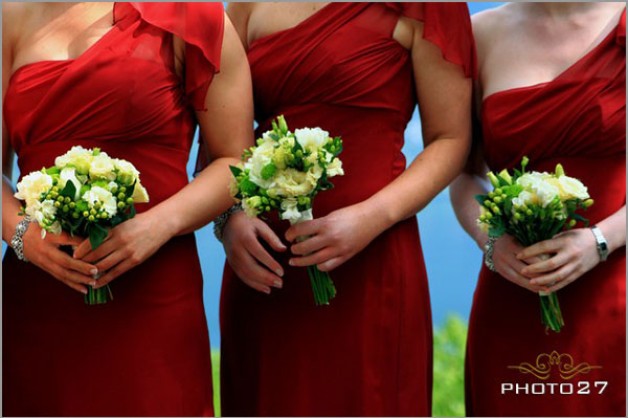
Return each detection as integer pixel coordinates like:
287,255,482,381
2,176,24,244
596,205,626,255
360,135,470,235
142,156,240,238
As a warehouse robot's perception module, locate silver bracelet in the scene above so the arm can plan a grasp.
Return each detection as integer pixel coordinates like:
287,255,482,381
213,204,242,243
483,236,497,272
10,215,31,262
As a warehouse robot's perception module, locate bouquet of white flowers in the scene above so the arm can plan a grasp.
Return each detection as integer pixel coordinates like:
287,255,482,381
15,146,150,305
476,157,593,332
230,115,344,305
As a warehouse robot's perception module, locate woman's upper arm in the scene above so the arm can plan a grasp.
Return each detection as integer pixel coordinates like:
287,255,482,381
2,3,20,176
226,2,252,50
410,25,472,147
195,13,254,160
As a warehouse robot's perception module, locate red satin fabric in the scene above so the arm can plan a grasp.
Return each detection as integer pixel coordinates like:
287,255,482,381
466,10,626,417
219,3,474,416
3,3,223,416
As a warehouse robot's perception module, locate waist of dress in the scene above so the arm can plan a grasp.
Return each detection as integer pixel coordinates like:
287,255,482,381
16,139,192,211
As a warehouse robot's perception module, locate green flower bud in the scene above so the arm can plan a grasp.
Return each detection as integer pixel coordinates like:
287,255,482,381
56,195,65,202
118,193,126,200
88,215,95,222
83,211,90,218
568,219,577,228
90,208,97,216
493,196,502,204
583,198,594,208
488,192,495,199
487,172,499,188
491,206,501,215
72,212,80,219
126,197,134,205
62,205,70,213
100,212,109,219
52,186,59,193
69,202,76,209
54,201,61,208
119,186,127,194
46,194,53,200
64,197,72,204
118,201,126,209
555,163,565,177
526,209,533,216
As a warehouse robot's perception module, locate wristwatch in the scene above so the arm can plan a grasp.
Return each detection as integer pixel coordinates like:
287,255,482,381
590,225,609,262
10,215,31,262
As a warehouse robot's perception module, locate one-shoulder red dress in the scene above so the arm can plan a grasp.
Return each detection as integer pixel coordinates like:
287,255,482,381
466,10,626,417
3,3,223,416
219,3,475,416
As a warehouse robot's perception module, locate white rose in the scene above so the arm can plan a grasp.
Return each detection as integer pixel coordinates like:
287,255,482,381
55,146,92,170
89,153,116,181
512,190,536,208
274,168,314,197
295,127,329,152
131,182,150,203
114,159,140,186
14,171,53,207
244,141,275,189
58,167,82,200
83,186,117,217
516,172,559,207
279,198,313,224
326,157,344,177
556,176,589,200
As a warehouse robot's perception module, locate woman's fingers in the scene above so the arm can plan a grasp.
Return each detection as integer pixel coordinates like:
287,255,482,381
289,247,336,267
229,250,282,292
290,235,326,256
521,252,570,276
93,259,135,289
285,219,323,242
247,238,285,278
516,239,560,260
317,256,346,272
255,221,288,253
529,264,575,287
77,238,118,264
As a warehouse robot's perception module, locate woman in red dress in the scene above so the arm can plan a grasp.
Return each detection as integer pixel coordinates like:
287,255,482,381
451,3,626,416
2,2,252,416
218,2,475,416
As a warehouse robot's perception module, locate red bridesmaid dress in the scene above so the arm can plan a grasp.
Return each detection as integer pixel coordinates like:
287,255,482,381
466,10,626,417
3,3,223,416
219,3,475,416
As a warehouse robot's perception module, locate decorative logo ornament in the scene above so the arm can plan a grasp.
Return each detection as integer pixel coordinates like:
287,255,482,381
508,351,601,380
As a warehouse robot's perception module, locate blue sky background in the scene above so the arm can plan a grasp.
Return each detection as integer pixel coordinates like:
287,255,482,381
3,2,504,349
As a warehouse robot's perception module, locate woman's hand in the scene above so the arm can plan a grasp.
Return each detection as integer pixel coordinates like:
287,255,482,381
222,211,286,294
517,228,599,293
285,203,384,272
490,234,548,293
73,212,175,289
21,222,98,294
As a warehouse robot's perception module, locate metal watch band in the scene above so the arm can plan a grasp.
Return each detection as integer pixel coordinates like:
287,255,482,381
10,215,31,262
590,225,609,262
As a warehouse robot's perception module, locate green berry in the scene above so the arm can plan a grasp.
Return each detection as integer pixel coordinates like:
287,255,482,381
88,215,95,222
54,201,61,208
83,211,90,217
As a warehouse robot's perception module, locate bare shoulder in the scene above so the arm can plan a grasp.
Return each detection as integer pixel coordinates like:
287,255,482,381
2,3,32,40
472,4,520,50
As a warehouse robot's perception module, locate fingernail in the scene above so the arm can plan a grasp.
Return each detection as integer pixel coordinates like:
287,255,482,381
273,280,283,289
91,281,97,287
264,287,271,295
90,268,98,276
81,289,88,295
289,259,295,266
275,269,284,277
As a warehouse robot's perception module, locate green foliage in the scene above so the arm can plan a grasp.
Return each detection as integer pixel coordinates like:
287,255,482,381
433,315,467,417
